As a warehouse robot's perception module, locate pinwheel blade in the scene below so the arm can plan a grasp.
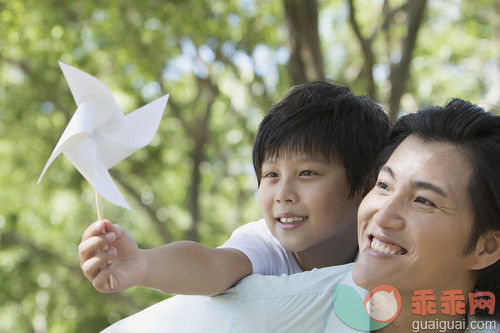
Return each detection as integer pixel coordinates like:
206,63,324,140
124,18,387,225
38,62,168,210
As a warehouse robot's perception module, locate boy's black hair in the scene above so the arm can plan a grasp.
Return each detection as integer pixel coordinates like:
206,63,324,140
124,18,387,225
253,81,392,198
378,98,500,319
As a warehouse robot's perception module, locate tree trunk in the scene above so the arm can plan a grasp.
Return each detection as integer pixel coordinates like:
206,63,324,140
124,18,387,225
186,130,205,242
185,78,218,241
284,0,325,84
347,0,377,100
388,0,428,121
165,77,217,242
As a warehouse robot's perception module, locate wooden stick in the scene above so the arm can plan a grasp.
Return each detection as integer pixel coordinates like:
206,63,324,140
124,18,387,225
95,190,114,289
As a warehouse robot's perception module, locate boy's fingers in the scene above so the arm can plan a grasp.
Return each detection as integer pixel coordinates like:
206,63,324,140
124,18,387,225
80,256,105,280
81,220,104,241
81,220,117,241
80,248,117,280
78,234,116,265
93,267,115,293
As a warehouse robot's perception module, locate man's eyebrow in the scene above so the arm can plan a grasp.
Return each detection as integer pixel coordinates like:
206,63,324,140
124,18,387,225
381,165,448,197
412,181,448,198
380,165,395,178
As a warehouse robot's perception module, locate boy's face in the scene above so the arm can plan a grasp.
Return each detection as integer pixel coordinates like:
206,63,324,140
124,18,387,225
257,151,361,258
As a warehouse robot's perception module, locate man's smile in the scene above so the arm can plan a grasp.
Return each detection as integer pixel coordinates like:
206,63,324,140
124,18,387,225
368,235,407,256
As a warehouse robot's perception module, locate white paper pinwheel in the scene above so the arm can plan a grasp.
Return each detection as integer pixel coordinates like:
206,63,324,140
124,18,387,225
38,61,169,210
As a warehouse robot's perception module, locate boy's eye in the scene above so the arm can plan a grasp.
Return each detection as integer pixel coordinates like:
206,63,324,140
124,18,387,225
263,172,278,178
414,196,436,207
299,170,315,176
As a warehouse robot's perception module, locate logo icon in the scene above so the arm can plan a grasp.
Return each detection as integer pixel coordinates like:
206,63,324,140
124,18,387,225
469,291,495,315
333,284,401,331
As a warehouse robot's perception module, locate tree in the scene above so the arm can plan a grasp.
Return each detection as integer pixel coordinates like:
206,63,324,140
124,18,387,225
1,0,499,331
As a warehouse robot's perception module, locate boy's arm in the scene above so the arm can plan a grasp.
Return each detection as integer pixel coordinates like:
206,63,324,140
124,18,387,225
78,220,252,295
140,242,252,295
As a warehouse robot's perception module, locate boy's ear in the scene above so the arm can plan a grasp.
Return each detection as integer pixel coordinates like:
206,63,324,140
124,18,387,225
469,231,500,270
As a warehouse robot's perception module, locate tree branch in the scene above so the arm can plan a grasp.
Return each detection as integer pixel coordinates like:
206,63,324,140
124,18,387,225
347,0,377,99
388,0,428,120
110,169,173,244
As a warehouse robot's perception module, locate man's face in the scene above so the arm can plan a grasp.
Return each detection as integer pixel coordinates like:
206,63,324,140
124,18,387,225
353,135,478,294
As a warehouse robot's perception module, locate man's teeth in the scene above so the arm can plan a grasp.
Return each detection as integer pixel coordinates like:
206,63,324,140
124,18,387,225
279,217,306,224
370,238,403,255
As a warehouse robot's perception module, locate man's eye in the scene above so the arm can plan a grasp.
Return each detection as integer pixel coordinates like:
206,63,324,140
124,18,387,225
414,196,436,207
376,181,389,190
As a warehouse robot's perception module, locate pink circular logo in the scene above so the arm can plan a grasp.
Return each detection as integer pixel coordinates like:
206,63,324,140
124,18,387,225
363,285,402,323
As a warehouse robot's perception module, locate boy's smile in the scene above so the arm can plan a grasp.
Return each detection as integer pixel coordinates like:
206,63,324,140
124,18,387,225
258,152,361,269
276,214,308,230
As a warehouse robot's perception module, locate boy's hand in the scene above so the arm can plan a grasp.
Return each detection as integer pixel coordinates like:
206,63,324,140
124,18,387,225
78,220,147,293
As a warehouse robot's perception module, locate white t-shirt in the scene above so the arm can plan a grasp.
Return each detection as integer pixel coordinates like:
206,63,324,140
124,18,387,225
218,219,303,275
102,263,355,333
102,264,499,333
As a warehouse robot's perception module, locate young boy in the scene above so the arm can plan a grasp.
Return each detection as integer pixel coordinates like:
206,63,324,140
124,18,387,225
78,81,391,295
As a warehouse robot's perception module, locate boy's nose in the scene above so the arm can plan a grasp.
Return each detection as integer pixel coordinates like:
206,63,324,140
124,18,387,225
275,181,299,204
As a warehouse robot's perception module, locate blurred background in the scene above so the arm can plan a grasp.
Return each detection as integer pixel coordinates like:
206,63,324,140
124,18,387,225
1,0,499,331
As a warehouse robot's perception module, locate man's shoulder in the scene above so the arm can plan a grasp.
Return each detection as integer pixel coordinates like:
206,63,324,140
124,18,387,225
233,263,355,297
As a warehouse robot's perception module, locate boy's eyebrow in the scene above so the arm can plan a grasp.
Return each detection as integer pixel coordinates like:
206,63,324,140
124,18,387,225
297,156,330,163
380,165,447,197
261,158,277,165
262,156,330,164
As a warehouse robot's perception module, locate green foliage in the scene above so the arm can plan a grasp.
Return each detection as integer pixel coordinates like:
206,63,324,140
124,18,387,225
320,0,500,115
1,0,499,331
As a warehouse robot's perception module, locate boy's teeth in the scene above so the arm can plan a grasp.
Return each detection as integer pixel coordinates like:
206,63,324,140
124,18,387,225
370,238,404,255
279,217,306,224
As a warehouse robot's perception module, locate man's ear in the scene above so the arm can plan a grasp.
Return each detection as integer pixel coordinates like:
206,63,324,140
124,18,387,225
470,231,500,270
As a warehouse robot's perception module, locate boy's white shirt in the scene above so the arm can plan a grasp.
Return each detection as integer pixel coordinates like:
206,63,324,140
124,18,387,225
218,219,302,275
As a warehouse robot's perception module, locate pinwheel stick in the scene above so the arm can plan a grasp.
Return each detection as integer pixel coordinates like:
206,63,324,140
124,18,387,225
95,190,114,289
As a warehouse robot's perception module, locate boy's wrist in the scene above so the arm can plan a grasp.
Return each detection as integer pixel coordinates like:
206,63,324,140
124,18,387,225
136,249,152,289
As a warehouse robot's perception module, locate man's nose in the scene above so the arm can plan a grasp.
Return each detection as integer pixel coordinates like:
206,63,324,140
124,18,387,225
372,195,405,230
